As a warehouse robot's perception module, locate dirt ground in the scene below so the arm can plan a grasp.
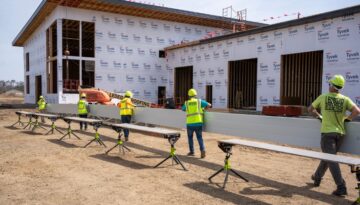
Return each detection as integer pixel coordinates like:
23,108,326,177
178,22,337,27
0,94,23,104
0,109,358,205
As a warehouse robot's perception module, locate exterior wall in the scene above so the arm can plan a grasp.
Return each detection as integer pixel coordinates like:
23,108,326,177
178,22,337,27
23,6,223,104
23,9,59,104
166,13,360,110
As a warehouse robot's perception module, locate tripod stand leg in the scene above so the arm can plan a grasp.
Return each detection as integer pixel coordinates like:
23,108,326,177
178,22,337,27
154,155,172,168
208,168,224,181
71,131,81,140
223,169,230,188
174,155,187,171
84,139,96,148
230,169,249,182
105,144,119,154
10,121,21,127
59,132,70,140
55,127,63,134
45,129,52,135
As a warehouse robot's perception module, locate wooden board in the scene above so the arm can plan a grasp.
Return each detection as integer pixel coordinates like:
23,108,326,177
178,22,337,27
32,113,59,118
64,116,102,123
220,139,360,166
110,123,180,136
16,111,33,116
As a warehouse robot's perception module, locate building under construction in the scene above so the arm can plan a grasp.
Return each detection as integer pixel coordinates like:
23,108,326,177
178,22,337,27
13,1,360,110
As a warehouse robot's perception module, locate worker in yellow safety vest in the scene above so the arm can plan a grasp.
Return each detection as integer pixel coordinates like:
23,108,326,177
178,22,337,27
37,96,47,123
78,93,89,130
182,88,211,158
118,91,136,141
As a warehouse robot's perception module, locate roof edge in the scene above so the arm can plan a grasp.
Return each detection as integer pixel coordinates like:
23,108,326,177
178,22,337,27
165,4,360,51
12,0,48,47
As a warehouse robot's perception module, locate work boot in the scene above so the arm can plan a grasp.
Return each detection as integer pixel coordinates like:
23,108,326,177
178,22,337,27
125,137,129,142
187,152,195,156
332,183,347,197
311,175,321,187
332,187,347,197
201,151,206,158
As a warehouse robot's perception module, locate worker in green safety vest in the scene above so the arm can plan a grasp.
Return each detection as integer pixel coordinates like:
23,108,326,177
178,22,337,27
308,74,360,197
78,93,89,130
182,88,211,158
117,91,136,141
37,95,47,123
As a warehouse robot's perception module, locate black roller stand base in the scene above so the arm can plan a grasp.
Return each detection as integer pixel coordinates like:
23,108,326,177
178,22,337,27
11,114,25,127
45,118,63,135
208,142,249,188
23,116,34,130
59,120,81,141
84,122,106,148
31,116,47,132
105,127,131,154
153,134,187,171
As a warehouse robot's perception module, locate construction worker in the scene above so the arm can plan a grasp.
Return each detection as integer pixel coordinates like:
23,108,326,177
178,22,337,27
37,96,47,123
182,88,211,158
118,91,136,141
78,93,89,130
308,74,360,196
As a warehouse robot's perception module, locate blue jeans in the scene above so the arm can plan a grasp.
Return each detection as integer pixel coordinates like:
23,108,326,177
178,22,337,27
187,125,205,153
121,115,131,137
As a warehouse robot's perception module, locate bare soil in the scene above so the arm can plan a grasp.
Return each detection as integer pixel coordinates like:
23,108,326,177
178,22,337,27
0,109,358,205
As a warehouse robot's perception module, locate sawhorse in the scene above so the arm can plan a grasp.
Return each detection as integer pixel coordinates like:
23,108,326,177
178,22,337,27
208,142,249,188
105,126,131,154
83,122,106,148
154,134,187,171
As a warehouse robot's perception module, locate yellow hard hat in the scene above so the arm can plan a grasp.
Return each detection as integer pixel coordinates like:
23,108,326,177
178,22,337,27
329,74,345,89
188,88,197,97
125,91,133,98
81,93,86,98
39,96,44,99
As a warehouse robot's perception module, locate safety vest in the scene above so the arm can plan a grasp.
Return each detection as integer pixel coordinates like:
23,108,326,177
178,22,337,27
37,99,46,111
120,98,134,116
78,100,88,114
186,98,203,124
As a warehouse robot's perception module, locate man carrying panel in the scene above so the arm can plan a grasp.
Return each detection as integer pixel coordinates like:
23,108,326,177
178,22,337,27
37,96,47,123
78,93,89,130
118,91,136,141
308,74,360,196
182,88,211,158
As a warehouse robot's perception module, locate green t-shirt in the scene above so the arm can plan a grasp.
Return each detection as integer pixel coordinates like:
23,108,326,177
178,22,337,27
312,93,355,134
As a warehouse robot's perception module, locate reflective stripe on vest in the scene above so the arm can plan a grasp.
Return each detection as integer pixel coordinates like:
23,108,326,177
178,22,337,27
186,98,203,124
120,98,133,116
38,99,46,110
78,100,88,114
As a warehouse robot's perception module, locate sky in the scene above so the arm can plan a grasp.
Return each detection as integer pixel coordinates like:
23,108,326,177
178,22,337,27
0,0,359,81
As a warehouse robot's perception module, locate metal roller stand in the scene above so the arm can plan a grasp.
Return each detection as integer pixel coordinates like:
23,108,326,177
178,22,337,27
208,142,249,188
31,115,47,132
59,119,81,141
105,127,131,154
154,134,187,171
23,114,34,130
84,122,106,148
11,112,25,127
45,117,63,135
